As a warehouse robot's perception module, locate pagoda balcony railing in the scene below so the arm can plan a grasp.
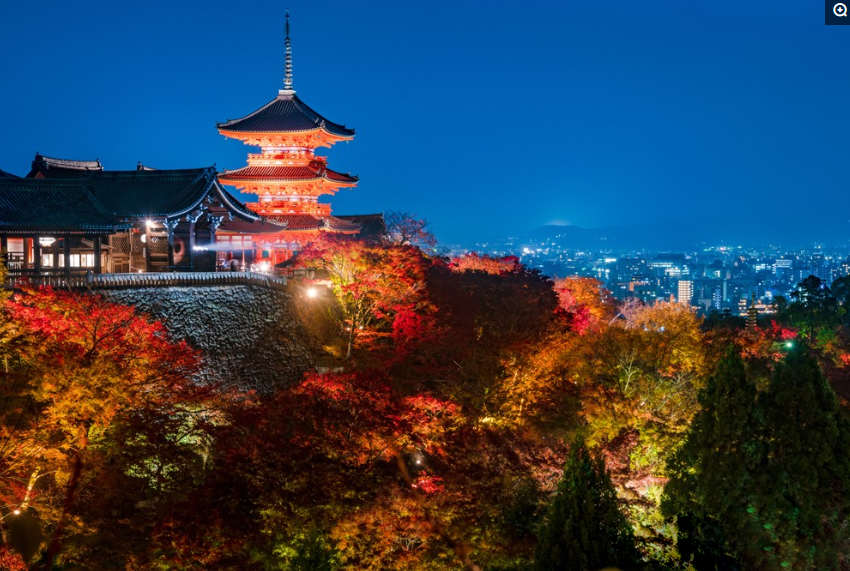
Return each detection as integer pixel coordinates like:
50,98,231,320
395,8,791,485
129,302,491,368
255,203,332,217
246,152,315,166
3,271,287,291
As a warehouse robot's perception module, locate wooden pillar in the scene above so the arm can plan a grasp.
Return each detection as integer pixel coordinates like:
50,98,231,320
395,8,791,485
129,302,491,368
63,235,71,277
208,215,222,272
165,220,178,269
23,237,31,270
143,225,151,273
188,222,195,271
33,238,41,275
52,239,60,272
93,236,102,274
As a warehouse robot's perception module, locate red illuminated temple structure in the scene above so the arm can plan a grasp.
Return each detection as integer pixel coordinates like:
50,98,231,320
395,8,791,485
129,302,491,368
0,14,382,278
215,12,376,266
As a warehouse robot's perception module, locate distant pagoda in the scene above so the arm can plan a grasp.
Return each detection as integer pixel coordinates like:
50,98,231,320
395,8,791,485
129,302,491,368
217,12,359,255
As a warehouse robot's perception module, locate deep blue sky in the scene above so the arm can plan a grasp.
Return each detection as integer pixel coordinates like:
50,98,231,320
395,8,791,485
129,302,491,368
0,1,847,247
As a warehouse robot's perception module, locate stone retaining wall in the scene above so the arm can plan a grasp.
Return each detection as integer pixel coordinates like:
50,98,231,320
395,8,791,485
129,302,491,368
103,284,312,392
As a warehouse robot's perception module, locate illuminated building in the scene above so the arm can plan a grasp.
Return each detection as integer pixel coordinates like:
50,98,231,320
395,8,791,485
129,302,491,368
677,279,693,305
216,12,364,266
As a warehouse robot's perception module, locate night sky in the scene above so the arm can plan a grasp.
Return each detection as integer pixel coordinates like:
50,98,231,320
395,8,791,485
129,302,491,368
1,0,847,247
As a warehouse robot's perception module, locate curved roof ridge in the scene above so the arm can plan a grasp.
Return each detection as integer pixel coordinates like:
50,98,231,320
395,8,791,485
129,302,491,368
90,166,213,177
35,153,102,170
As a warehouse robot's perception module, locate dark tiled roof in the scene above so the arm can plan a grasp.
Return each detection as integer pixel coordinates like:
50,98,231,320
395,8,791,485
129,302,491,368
335,213,386,238
89,168,217,218
219,164,358,184
324,216,362,233
263,214,323,231
260,214,361,233
0,179,127,233
220,213,365,236
0,168,20,179
220,188,263,220
218,217,289,234
217,92,355,137
28,153,103,179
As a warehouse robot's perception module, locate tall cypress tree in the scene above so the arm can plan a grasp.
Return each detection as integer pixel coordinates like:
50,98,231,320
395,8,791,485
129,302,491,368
534,439,639,571
664,347,850,570
663,347,761,570
753,350,850,569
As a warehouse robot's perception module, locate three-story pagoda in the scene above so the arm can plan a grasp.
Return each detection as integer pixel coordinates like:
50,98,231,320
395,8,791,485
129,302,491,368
217,13,360,264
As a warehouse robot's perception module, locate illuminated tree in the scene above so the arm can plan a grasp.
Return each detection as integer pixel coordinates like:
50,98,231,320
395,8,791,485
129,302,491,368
426,259,558,420
296,237,436,359
448,252,521,275
586,300,707,443
385,211,437,248
0,287,216,568
572,300,709,562
551,276,614,334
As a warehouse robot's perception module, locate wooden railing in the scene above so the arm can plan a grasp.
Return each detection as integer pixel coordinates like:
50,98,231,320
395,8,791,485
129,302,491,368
3,271,288,291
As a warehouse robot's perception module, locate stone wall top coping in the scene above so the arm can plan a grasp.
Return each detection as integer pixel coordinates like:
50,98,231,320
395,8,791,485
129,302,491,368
3,271,287,291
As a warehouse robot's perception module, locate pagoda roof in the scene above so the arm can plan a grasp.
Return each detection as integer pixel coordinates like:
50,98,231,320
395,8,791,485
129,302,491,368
0,178,128,234
0,168,20,179
217,92,355,138
218,164,358,185
335,213,387,239
28,153,103,179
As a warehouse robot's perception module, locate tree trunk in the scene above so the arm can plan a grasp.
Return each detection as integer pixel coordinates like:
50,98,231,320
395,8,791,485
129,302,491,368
346,324,355,360
41,428,88,570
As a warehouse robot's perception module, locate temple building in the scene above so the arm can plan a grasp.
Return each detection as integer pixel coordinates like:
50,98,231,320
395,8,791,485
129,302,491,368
0,154,260,275
216,12,366,266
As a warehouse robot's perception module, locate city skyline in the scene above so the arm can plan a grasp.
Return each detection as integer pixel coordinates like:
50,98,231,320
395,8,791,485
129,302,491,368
0,0,846,246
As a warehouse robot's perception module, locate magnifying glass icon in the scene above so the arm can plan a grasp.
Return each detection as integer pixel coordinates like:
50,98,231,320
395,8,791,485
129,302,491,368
835,3,847,16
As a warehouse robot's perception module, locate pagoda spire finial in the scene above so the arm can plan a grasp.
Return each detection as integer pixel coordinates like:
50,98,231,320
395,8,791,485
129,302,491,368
282,9,294,93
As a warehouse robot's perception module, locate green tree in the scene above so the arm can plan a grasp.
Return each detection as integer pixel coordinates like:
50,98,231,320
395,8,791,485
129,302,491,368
664,348,850,570
662,347,760,570
534,439,639,571
286,530,339,571
784,275,839,344
752,350,850,569
830,274,850,325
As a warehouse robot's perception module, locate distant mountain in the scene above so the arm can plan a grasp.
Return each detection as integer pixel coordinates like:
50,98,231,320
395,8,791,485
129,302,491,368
526,225,616,248
521,222,850,252
524,224,692,250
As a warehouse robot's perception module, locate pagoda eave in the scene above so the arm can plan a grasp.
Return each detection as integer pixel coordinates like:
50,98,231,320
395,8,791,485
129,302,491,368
219,180,356,193
217,128,353,149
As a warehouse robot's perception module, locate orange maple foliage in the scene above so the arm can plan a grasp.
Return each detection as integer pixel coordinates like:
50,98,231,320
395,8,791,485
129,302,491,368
297,237,438,359
0,287,219,567
552,276,614,334
449,252,521,275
